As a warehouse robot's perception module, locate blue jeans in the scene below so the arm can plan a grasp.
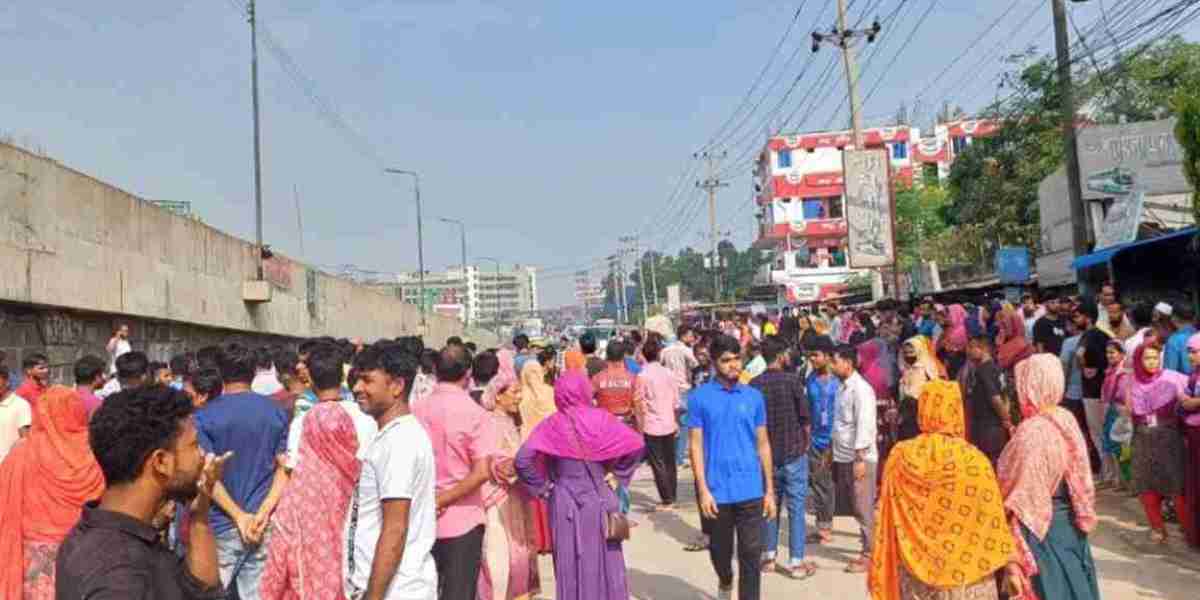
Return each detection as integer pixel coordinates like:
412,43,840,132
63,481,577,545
676,411,690,465
215,527,269,600
762,455,808,567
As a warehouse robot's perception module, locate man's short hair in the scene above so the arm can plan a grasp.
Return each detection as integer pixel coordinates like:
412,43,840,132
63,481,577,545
513,334,530,351
642,338,663,362
1176,304,1196,322
834,344,859,368
218,343,256,384
74,355,106,385
605,340,625,362
472,351,500,386
116,351,150,381
147,361,168,378
353,342,419,401
808,335,835,355
446,336,464,347
89,386,195,486
435,345,472,382
255,346,274,370
195,345,222,372
307,343,345,392
1130,302,1155,328
169,353,193,380
22,353,48,370
273,349,299,379
709,334,742,360
192,368,224,399
677,324,694,340
0,365,8,382
579,332,597,355
1075,299,1099,322
761,337,787,364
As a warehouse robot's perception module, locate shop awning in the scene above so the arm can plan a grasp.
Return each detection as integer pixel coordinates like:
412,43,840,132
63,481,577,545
1071,227,1198,270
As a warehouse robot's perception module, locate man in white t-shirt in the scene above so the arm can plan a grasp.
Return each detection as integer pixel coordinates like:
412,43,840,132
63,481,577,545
347,342,438,600
285,345,376,470
0,365,32,463
106,324,132,375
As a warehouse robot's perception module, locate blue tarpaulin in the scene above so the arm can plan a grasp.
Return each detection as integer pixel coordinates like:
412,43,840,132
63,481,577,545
1071,227,1198,271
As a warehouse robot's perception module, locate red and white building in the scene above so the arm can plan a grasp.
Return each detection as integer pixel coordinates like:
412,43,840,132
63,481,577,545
752,118,998,303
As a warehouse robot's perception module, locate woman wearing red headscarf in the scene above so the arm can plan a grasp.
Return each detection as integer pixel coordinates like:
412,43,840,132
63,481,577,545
259,402,362,600
0,386,105,599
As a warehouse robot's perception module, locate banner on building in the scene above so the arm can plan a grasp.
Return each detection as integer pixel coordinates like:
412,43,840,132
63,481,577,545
843,149,895,268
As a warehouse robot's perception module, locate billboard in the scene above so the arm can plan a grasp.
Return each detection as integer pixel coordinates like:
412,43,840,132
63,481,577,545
843,149,895,268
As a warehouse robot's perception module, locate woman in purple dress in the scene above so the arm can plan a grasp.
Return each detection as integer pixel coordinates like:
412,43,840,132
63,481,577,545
515,371,645,600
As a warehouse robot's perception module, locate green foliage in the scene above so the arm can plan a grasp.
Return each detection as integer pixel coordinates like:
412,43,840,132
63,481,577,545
1089,37,1200,123
1172,82,1200,226
894,183,950,270
609,242,771,312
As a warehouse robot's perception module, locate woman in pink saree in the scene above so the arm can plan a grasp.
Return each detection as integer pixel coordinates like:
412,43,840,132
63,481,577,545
997,354,1098,600
260,402,362,600
477,367,542,600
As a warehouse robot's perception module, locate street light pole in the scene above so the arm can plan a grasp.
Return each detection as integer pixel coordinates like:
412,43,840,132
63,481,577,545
384,169,425,327
248,0,265,280
439,217,468,326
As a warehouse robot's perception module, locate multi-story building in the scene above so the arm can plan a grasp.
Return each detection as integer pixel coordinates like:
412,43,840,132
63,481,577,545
752,118,997,303
574,270,605,312
376,265,539,326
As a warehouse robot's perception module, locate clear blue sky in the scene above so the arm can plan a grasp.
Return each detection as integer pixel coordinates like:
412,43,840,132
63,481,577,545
2,1,1193,306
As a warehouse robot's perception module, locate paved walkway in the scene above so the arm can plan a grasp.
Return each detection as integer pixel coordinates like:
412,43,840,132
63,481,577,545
533,465,1199,599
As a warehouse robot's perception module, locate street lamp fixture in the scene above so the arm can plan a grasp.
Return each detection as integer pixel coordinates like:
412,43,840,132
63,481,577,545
384,168,425,327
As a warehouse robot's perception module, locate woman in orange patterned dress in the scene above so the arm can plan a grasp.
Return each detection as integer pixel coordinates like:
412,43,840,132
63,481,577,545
869,379,1012,600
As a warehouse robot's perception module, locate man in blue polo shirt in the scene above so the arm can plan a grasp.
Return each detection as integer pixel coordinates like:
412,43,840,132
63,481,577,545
804,337,839,545
688,334,776,600
195,343,289,600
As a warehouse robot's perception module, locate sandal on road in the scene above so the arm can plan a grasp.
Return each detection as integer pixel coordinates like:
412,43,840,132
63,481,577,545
761,559,777,573
780,562,818,580
844,557,869,573
683,538,709,552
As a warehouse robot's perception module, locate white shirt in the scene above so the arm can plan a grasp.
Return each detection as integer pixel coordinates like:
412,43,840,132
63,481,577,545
108,339,131,375
0,392,32,463
286,399,377,469
660,342,698,392
252,369,283,396
96,377,122,400
346,414,437,600
1124,327,1153,357
832,372,878,463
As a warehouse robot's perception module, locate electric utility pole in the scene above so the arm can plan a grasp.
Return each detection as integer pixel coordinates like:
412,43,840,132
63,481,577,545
1051,0,1089,258
248,0,265,280
696,151,728,303
622,235,649,323
812,0,882,149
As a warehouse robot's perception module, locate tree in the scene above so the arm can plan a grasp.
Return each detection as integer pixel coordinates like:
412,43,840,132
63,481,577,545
1172,81,1200,225
894,183,950,271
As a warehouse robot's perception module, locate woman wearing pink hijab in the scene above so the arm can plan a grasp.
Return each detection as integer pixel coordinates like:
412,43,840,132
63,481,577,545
936,304,969,379
515,372,645,600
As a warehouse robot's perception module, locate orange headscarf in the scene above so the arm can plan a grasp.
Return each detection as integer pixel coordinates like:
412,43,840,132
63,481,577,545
564,350,586,372
869,380,1012,600
0,386,106,598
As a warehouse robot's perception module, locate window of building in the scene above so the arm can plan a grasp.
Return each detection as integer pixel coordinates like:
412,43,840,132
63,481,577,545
891,141,908,160
951,136,968,155
777,149,792,168
830,245,847,267
802,198,825,219
827,196,844,219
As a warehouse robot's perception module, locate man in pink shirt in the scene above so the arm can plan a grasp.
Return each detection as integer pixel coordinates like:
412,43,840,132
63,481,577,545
412,345,497,600
635,336,682,511
73,355,107,418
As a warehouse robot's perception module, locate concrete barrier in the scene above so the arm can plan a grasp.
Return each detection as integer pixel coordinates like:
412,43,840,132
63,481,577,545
0,142,499,378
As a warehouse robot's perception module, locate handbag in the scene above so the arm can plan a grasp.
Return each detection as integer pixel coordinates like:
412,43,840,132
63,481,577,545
564,416,632,542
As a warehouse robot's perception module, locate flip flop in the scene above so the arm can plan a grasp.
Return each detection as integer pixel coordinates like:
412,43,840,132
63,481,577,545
683,539,709,552
780,562,817,580
844,558,869,574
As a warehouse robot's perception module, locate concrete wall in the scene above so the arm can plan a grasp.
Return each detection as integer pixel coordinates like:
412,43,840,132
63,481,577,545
0,142,498,379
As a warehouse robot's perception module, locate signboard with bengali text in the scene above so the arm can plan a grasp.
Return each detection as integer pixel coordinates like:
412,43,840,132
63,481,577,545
842,149,895,268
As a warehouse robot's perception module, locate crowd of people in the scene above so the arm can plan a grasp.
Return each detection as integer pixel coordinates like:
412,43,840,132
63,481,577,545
0,280,1196,600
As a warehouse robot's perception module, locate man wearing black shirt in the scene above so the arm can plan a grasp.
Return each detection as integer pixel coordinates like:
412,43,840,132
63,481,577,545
964,337,1012,466
1032,296,1068,356
1071,300,1111,475
57,386,231,600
